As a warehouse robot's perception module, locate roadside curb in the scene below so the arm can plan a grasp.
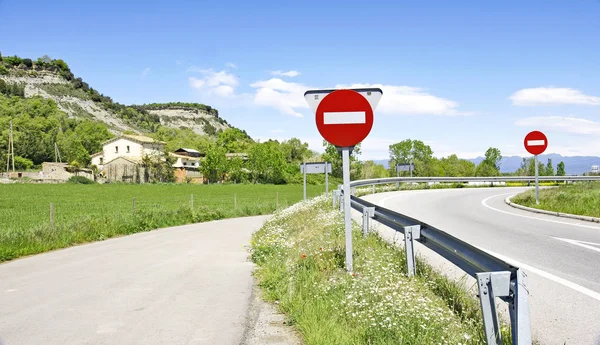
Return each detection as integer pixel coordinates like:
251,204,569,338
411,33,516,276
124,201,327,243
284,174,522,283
504,195,600,223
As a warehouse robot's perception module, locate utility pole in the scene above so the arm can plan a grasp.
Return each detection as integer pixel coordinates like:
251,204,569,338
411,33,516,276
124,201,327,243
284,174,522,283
6,121,15,173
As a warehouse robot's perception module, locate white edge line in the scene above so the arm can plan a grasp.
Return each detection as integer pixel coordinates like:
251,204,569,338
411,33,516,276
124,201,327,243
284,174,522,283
552,237,600,253
377,190,600,302
477,247,600,302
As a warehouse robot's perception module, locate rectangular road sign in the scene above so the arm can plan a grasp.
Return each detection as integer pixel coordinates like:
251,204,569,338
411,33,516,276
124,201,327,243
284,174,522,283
301,162,332,174
323,111,366,125
396,163,414,172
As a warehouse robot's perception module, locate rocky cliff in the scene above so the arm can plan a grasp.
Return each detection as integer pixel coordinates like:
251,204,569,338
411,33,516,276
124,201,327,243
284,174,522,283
0,59,232,136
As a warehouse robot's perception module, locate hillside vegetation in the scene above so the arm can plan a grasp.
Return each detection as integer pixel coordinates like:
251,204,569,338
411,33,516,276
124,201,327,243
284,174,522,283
0,52,233,135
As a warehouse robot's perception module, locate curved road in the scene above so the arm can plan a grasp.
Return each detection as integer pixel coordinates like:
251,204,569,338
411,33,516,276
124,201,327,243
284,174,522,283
0,216,271,345
361,187,600,345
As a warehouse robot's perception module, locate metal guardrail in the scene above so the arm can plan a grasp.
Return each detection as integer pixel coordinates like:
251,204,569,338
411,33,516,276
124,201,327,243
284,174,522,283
350,175,600,189
331,176,598,345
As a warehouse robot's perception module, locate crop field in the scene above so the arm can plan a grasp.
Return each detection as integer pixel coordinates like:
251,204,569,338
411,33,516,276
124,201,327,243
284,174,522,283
1,183,330,233
0,183,330,261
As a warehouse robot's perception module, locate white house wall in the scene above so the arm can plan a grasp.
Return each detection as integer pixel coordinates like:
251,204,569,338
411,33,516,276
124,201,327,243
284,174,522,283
103,138,145,163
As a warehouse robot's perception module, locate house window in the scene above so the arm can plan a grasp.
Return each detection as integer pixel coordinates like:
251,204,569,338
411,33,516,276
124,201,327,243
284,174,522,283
115,146,119,153
183,162,187,166
99,157,103,164
126,146,130,153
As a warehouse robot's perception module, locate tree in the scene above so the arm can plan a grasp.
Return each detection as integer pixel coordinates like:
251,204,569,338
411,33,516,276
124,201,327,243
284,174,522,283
439,154,476,177
361,160,390,179
22,58,33,68
227,156,247,183
216,128,253,153
388,139,433,177
483,147,502,171
200,143,228,183
247,141,287,184
321,141,362,180
13,156,34,170
475,147,502,176
280,138,310,163
545,158,554,176
557,161,566,176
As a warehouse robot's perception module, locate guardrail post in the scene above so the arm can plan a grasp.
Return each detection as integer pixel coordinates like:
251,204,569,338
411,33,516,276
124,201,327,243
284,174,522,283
339,191,344,212
362,207,375,236
476,271,511,345
372,184,375,194
404,225,420,277
508,269,532,345
332,190,338,208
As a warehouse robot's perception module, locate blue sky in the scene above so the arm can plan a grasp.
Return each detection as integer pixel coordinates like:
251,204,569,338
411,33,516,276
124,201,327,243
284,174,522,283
2,0,600,160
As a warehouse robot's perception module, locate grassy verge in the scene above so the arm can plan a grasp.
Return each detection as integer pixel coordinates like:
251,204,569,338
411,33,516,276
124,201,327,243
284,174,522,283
250,195,511,344
511,181,600,218
0,183,328,262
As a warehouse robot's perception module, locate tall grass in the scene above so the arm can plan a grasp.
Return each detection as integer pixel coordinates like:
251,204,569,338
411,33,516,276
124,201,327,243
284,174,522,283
0,183,329,262
511,181,600,217
250,196,513,345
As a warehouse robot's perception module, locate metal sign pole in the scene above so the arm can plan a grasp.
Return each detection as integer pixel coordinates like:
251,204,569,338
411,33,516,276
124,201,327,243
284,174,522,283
342,147,353,272
325,161,329,197
303,162,307,201
535,155,539,205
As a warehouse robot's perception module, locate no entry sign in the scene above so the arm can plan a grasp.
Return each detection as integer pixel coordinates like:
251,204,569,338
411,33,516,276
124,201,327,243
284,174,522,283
305,88,382,147
304,87,383,273
524,131,548,155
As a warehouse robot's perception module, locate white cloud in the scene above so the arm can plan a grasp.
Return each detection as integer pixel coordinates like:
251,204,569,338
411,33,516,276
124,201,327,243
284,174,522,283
515,115,600,135
188,68,239,98
509,87,600,106
248,79,470,118
226,62,237,69
271,70,300,77
250,78,312,117
141,67,151,77
335,83,472,116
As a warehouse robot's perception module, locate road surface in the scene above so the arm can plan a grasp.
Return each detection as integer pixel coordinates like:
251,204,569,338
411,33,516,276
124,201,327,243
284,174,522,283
359,187,600,345
0,215,284,345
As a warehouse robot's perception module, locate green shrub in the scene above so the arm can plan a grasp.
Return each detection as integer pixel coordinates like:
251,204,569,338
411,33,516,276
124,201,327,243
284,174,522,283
67,176,96,184
0,64,8,75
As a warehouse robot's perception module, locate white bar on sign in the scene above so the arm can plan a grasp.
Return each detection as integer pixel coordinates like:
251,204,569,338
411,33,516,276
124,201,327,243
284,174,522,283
323,111,366,125
527,140,545,146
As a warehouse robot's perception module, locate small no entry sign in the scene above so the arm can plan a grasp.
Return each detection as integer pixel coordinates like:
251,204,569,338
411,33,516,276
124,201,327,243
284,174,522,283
524,131,548,155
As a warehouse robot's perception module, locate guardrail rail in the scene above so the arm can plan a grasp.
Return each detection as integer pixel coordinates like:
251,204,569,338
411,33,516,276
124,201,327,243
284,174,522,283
332,176,600,345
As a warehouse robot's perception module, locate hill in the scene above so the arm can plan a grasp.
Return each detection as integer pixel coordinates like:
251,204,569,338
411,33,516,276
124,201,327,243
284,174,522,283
0,54,235,136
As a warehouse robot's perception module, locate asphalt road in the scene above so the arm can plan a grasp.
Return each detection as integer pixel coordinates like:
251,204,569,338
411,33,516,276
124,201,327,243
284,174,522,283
360,187,600,345
0,215,269,345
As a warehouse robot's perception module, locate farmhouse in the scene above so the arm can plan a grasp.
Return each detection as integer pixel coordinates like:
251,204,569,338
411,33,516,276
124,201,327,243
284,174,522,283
91,134,166,170
170,148,203,183
91,134,167,182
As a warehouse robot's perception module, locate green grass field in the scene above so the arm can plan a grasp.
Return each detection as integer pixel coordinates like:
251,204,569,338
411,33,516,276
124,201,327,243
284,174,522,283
511,181,600,218
0,183,331,261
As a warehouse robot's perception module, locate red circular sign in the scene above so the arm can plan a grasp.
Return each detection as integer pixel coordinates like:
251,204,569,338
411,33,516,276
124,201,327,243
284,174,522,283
315,89,374,147
524,130,548,155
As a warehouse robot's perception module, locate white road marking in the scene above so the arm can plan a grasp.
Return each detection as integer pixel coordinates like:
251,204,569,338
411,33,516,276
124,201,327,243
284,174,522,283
552,237,600,254
323,111,365,124
527,139,545,146
481,193,600,230
374,190,600,302
477,247,600,302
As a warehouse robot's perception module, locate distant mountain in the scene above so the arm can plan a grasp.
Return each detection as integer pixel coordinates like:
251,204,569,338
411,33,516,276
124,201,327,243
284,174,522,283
367,155,600,175
468,154,600,175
